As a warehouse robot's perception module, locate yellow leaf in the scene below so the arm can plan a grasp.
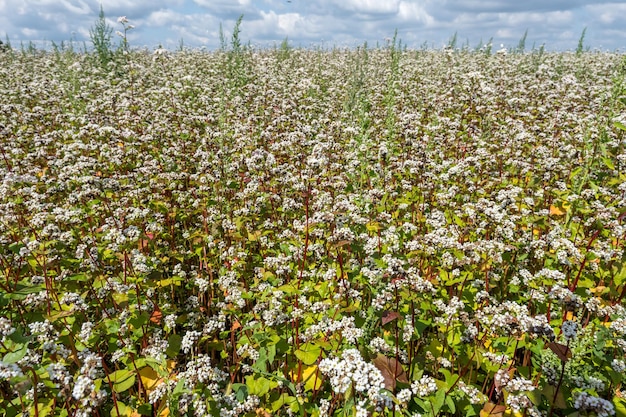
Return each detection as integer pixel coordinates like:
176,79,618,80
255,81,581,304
289,365,323,391
589,286,607,295
138,367,161,393
549,205,565,216
159,407,170,417
302,365,323,391
480,402,506,417
256,408,271,417
366,222,380,232
549,201,570,216
503,408,524,417
248,230,262,242
166,360,176,374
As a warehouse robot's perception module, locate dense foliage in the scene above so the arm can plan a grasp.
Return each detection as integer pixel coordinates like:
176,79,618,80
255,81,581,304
1,39,626,417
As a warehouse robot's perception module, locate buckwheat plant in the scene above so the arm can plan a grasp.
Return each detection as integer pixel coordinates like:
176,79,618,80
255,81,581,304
1,33,625,417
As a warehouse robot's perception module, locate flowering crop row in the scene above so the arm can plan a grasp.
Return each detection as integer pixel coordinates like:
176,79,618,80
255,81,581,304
0,43,625,417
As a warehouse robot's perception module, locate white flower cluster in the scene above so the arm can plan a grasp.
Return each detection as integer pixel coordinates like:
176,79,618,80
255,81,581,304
0,317,15,340
181,330,202,354
433,296,464,324
456,380,486,404
506,393,533,413
0,361,24,379
219,393,260,417
494,369,511,394
179,354,228,389
142,330,170,361
573,392,615,417
319,349,386,404
396,388,413,405
71,350,107,413
609,318,626,335
60,292,88,312
203,312,227,335
78,321,94,343
301,316,363,344
236,343,260,361
482,352,510,365
28,319,57,342
411,375,438,397
368,336,391,354
611,359,626,373
588,376,606,392
149,380,177,405
506,377,535,392
561,320,578,340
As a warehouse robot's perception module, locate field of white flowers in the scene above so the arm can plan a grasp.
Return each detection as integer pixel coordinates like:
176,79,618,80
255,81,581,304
1,40,626,417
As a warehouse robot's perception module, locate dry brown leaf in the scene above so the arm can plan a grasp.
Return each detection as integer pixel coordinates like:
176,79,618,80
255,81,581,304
480,402,506,417
256,408,271,417
547,342,571,362
150,306,163,324
372,354,408,391
381,311,401,326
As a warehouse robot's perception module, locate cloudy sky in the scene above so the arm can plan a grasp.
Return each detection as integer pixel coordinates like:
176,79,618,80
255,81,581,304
1,0,625,51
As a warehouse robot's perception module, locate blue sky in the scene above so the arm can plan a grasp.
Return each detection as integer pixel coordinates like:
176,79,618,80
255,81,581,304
1,0,625,51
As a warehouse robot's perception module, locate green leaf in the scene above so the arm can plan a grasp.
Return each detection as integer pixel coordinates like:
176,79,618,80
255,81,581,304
445,394,456,414
137,404,152,416
294,343,322,365
245,375,274,397
432,388,446,415
128,312,149,329
68,273,90,282
166,334,181,357
602,157,615,170
5,283,44,300
109,369,136,393
253,347,269,372
614,121,626,131
47,309,74,322
272,393,299,413
3,342,28,364
110,401,131,417
614,397,626,417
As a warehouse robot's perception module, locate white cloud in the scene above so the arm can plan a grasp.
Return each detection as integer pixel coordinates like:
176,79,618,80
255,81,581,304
145,9,185,27
0,0,623,50
398,1,434,25
250,10,320,41
336,0,400,15
275,13,306,35
192,0,257,18
585,3,626,24
499,10,573,26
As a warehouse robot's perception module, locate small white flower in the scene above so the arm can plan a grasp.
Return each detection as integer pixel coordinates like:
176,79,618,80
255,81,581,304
411,375,437,397
574,392,615,417
396,388,412,405
612,359,626,373
562,320,578,340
